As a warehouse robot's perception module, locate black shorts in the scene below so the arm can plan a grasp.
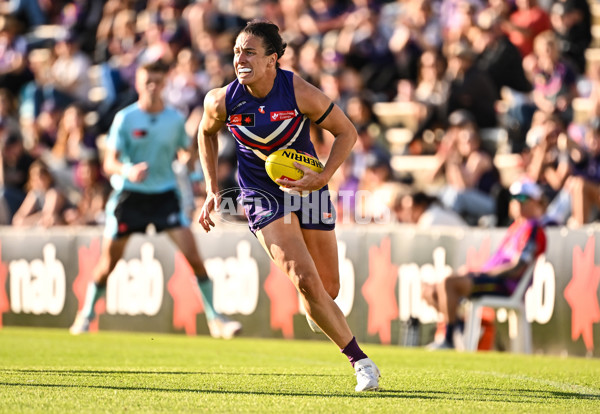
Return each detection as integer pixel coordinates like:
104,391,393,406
468,273,511,298
105,189,186,238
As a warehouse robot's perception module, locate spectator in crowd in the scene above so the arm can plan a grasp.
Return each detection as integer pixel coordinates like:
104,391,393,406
351,124,391,182
59,0,105,58
1,133,34,222
501,0,551,58
50,103,97,166
511,30,578,149
423,179,547,349
0,88,22,138
202,51,235,91
94,0,128,63
337,67,365,108
19,47,56,137
46,103,98,201
136,13,176,66
336,6,395,95
356,150,399,223
528,30,578,126
444,39,498,129
62,156,109,225
440,0,481,43
470,8,533,99
298,0,350,39
432,110,500,225
51,30,92,106
485,0,516,21
346,94,380,135
394,190,467,228
407,48,450,152
549,0,591,75
582,50,600,121
12,159,68,227
163,47,206,118
297,38,323,87
390,0,442,59
525,111,570,202
331,154,360,223
0,0,48,29
545,117,600,226
32,100,63,156
470,7,534,152
318,69,343,105
99,8,140,89
277,0,307,46
0,14,31,97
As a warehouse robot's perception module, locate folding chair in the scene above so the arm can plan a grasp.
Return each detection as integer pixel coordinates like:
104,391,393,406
463,259,538,353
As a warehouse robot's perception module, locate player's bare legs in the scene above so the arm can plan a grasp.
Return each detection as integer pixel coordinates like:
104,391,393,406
167,227,242,339
257,214,380,391
436,275,473,325
70,236,130,334
300,226,340,332
421,282,439,311
93,236,131,284
301,227,340,300
167,227,208,276
430,274,473,349
257,214,352,347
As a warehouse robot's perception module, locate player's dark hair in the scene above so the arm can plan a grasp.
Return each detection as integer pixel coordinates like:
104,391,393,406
241,19,287,68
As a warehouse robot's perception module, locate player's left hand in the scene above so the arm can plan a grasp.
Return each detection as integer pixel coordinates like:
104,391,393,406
276,162,327,196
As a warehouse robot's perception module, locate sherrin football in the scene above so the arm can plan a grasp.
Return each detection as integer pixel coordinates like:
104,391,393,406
265,148,324,184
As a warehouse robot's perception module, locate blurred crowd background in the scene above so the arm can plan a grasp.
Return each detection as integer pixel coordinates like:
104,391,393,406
1,0,600,230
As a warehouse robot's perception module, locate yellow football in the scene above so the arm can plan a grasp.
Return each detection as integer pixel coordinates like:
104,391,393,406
265,149,324,184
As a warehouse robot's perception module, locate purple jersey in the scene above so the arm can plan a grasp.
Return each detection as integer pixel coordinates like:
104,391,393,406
226,69,320,198
480,218,546,294
225,69,334,232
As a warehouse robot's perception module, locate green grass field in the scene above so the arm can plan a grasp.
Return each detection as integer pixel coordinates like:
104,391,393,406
1,327,599,413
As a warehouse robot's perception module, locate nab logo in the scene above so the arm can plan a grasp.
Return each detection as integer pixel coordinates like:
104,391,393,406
204,240,260,315
9,244,66,315
106,243,164,316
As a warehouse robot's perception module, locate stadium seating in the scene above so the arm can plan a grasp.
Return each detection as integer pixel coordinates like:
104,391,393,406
463,259,538,354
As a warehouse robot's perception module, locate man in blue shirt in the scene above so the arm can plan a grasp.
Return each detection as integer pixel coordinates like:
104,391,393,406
70,60,241,339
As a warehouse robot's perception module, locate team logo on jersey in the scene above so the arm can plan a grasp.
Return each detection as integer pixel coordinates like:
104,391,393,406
229,113,255,126
132,129,147,138
258,105,265,114
271,110,296,122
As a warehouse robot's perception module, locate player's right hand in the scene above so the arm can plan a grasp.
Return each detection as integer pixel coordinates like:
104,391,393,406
198,191,220,232
129,162,149,182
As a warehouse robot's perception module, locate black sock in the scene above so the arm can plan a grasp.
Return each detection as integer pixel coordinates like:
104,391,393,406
445,323,456,346
456,318,465,333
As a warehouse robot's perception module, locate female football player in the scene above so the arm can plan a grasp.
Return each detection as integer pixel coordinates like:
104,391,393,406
197,20,380,392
